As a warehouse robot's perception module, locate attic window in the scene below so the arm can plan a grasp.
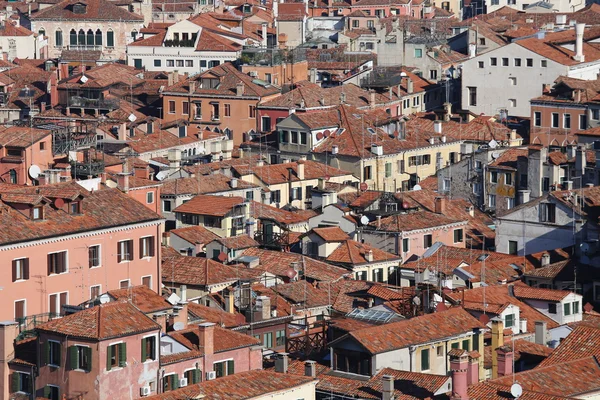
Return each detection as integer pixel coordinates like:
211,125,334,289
243,4,252,13
32,206,43,220
70,201,81,214
72,3,87,14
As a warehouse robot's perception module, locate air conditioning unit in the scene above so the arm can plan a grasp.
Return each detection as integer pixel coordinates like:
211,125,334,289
140,386,151,396
179,378,188,387
206,371,217,380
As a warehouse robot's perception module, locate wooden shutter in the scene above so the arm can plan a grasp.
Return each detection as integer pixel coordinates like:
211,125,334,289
11,373,20,393
141,338,147,362
69,346,78,370
117,242,122,263
227,360,234,375
88,247,93,268
149,237,155,257
47,253,53,275
59,292,67,309
23,258,29,280
127,240,133,261
57,252,66,273
193,368,201,383
85,347,92,371
49,294,57,316
106,345,112,371
43,386,51,398
42,341,49,365
139,238,144,259
12,260,17,282
118,343,127,367
171,374,179,390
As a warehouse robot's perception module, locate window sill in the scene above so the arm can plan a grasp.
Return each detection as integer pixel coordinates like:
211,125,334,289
48,364,60,368
48,272,68,277
90,265,101,269
13,279,27,283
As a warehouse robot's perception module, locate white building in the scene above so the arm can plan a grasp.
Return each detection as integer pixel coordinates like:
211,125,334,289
461,25,600,118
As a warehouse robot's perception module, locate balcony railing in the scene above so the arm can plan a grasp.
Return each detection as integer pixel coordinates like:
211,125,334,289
69,96,120,110
67,44,102,51
15,312,62,341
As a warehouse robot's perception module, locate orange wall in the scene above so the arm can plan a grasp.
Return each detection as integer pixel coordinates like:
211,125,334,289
128,186,161,214
0,136,54,185
240,61,309,87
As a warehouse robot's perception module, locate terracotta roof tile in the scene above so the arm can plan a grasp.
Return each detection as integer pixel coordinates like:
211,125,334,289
162,175,257,196
468,381,575,399
540,325,600,366
369,210,467,232
271,280,330,308
32,0,143,21
251,283,292,316
326,240,401,265
212,234,259,250
512,283,572,302
169,324,259,354
169,225,220,246
250,201,315,225
187,302,246,328
233,160,354,185
311,226,350,242
173,194,246,216
107,285,172,314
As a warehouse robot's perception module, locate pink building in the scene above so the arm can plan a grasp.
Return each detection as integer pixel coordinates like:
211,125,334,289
0,181,163,323
0,126,55,185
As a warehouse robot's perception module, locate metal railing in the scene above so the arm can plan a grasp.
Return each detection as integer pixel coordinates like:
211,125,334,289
15,312,62,341
69,96,120,110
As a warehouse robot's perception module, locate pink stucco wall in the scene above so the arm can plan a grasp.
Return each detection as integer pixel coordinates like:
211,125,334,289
1,223,162,321
402,225,467,261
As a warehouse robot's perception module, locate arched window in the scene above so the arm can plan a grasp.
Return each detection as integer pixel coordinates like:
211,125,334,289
9,169,17,184
38,28,46,37
86,29,94,46
106,29,114,47
78,29,85,45
131,30,138,40
95,29,102,46
70,29,77,45
55,29,63,47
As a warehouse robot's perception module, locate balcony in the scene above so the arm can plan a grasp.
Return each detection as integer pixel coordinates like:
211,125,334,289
16,312,62,341
69,96,120,110
71,160,105,178
67,44,102,51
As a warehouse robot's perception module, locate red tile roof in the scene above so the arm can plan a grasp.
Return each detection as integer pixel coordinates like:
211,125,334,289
169,225,220,246
212,234,259,250
32,0,143,21
234,160,355,185
512,283,572,302
539,325,600,366
251,283,292,316
271,280,331,308
173,194,246,216
250,201,315,225
468,381,575,400
187,302,246,328
369,210,467,232
107,285,172,314
311,226,350,242
278,2,306,20
37,301,160,340
326,239,401,265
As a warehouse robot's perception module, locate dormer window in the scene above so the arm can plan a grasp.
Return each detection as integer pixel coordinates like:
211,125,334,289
73,3,87,14
32,206,43,220
70,201,81,214
243,4,252,13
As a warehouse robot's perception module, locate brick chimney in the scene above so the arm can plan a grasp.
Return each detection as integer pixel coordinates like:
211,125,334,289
236,82,245,96
496,345,514,377
382,375,394,400
297,160,305,180
198,322,215,355
434,197,446,214
491,318,504,379
449,349,469,400
467,351,480,385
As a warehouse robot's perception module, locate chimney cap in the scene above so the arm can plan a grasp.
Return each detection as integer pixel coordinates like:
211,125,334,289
198,322,216,328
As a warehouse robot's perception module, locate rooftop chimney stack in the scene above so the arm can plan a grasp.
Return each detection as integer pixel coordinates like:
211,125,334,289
257,295,271,321
434,120,443,134
574,23,586,62
198,322,215,355
297,160,305,180
449,350,469,400
468,351,480,385
491,318,504,379
434,197,446,214
261,23,268,47
382,375,394,400
365,249,373,262
535,320,548,345
407,78,414,94
541,252,550,267
305,360,316,378
496,346,514,377
236,82,245,96
275,353,289,373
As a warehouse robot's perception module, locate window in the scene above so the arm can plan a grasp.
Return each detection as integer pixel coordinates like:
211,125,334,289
352,19,359,27
176,60,184,67
167,59,174,67
49,292,67,316
139,236,155,258
541,60,547,67
413,96,420,107
423,234,432,248
593,109,600,120
11,371,31,394
363,165,372,180
145,191,155,205
163,200,172,212
473,183,481,194
580,114,587,130
505,313,515,328
509,77,517,86
214,360,234,378
15,299,25,321
168,100,175,114
534,111,541,127
443,178,451,191
186,60,193,67
133,58,142,69
563,114,571,129
263,332,273,348
540,203,556,223
194,102,202,119
45,340,61,366
9,169,17,184
548,303,557,314
88,245,100,268
468,87,477,106
509,99,517,108
141,336,157,362
117,240,133,262
564,302,571,316
32,206,43,220
261,116,271,132
402,238,409,253
453,229,463,243
514,58,521,67
153,59,161,67
573,301,580,314
509,240,518,255
271,190,281,204
55,29,63,47
90,285,101,300
488,194,496,208
69,345,91,371
414,48,423,58
479,38,486,45
502,57,509,66
507,198,514,209
223,103,231,117
106,343,126,370
491,171,498,183
249,105,256,118
43,386,59,400
490,57,498,66
47,251,67,275
142,276,152,288
430,70,438,80
185,369,202,384
107,30,114,47
478,61,484,69
164,374,179,392
372,268,383,282
551,113,559,128
421,348,430,371
276,330,285,347
505,173,513,185
385,162,392,178
12,258,29,282
526,58,533,67
182,101,189,115
436,345,443,357
542,177,550,192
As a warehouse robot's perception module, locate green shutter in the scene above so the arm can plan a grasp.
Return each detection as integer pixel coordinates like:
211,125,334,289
171,374,179,390
421,349,430,371
118,343,127,367
451,342,459,349
69,346,78,370
10,373,20,393
85,347,92,371
106,345,112,371
56,344,61,367
141,338,147,362
43,385,51,398
43,341,49,365
227,360,234,376
215,362,223,378
472,334,480,352
462,339,470,351
193,369,201,383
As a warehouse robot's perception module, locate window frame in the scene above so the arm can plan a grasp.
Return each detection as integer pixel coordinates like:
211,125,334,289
47,250,68,275
117,239,134,262
88,245,101,268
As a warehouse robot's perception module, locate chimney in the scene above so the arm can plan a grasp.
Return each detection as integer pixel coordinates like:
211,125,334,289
466,206,474,217
576,146,587,177
297,160,305,180
535,321,548,345
444,102,452,122
275,353,289,373
154,313,168,332
376,215,381,228
117,167,130,193
261,23,268,47
528,147,544,198
382,375,394,400
189,80,196,94
340,92,346,103
236,82,245,96
118,123,127,141
369,90,376,108
491,318,504,379
541,252,550,267
434,197,446,214
365,249,373,262
574,23,586,62
304,360,316,377
50,71,59,107
469,43,477,58
407,78,413,94
230,177,238,188
258,295,271,320
224,287,235,313
198,322,215,355
468,351,480,385
256,159,264,167
496,346,514,377
168,148,181,170
449,350,469,400
520,318,528,333
434,120,442,134
565,180,573,190
173,70,179,83
518,190,530,204
168,71,174,87
309,68,317,83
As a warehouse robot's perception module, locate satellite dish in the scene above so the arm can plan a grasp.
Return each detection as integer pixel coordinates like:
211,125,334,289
489,139,498,149
167,293,181,305
360,182,368,191
28,164,41,179
492,152,500,159
80,75,88,83
286,268,297,279
99,294,110,304
54,198,65,208
580,242,590,255
402,202,409,209
128,113,137,122
511,383,523,398
173,322,185,331
479,314,490,324
316,132,324,140
360,215,369,225
413,184,422,191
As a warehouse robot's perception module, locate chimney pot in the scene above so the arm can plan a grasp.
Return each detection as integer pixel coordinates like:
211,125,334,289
275,353,289,373
304,360,316,378
382,375,394,400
